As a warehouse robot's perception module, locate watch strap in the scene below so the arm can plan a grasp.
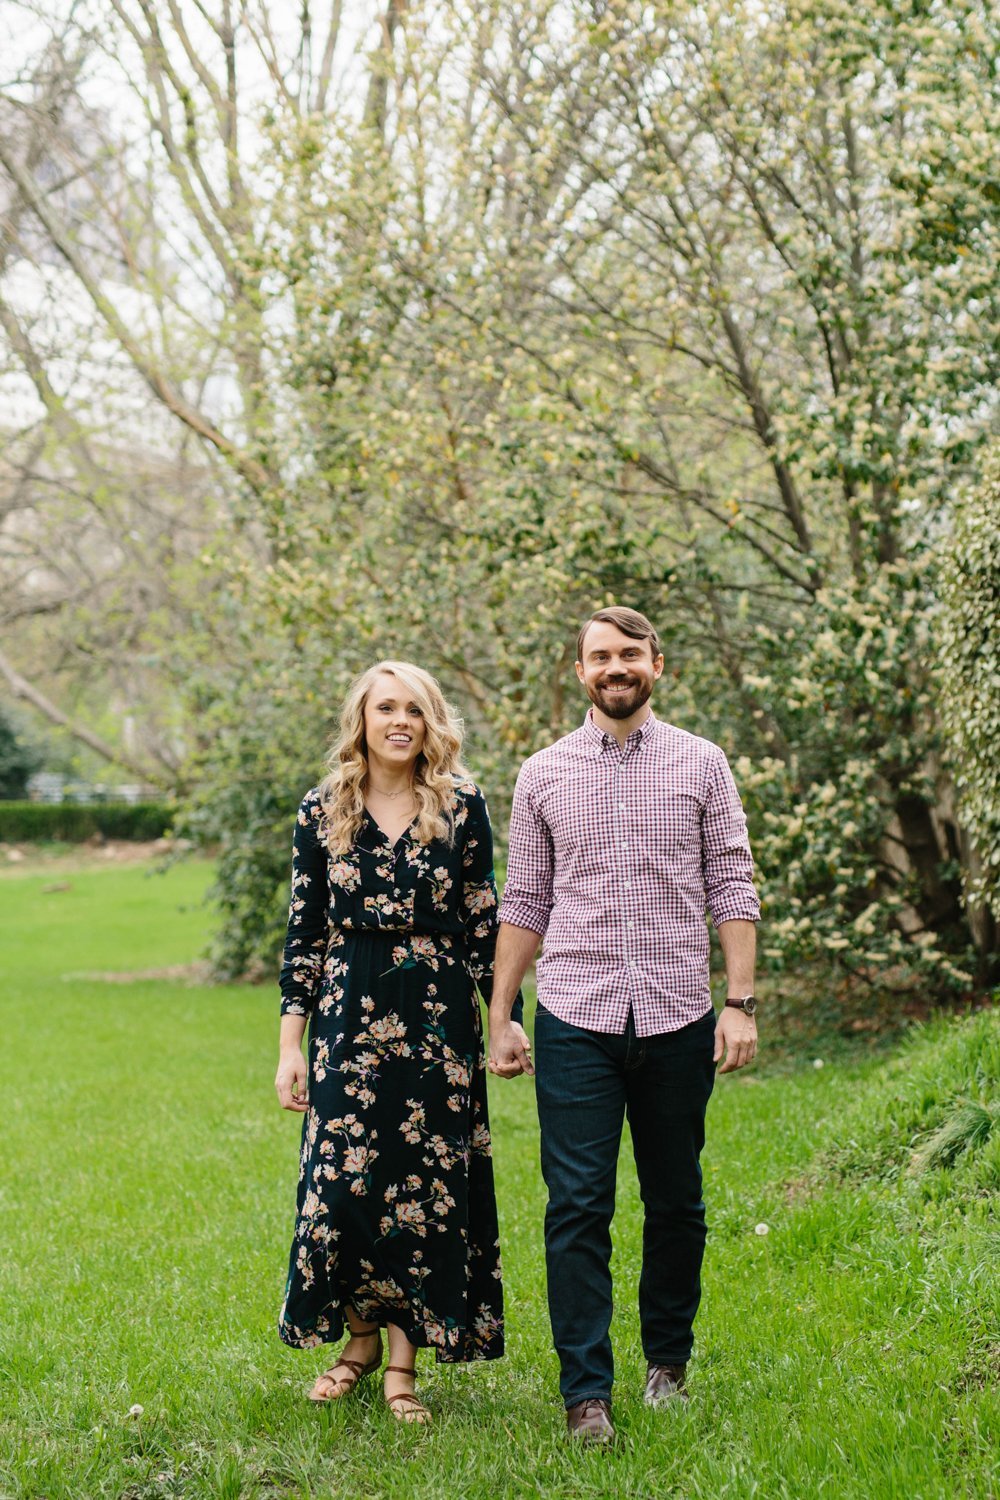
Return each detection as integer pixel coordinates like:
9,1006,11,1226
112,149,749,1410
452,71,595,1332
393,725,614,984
725,995,758,1014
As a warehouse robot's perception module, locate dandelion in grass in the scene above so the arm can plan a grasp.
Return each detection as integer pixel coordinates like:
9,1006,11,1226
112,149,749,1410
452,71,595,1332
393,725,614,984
754,1223,770,1236
127,1404,146,1458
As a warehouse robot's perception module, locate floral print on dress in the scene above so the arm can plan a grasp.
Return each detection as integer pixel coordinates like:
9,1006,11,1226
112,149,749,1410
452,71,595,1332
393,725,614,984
278,781,519,1362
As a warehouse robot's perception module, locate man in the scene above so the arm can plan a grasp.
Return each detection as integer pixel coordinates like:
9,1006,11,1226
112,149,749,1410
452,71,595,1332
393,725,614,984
488,606,760,1444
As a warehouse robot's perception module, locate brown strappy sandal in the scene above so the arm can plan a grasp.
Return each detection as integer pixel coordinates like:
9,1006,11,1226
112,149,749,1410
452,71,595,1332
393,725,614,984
383,1363,431,1425
308,1323,383,1404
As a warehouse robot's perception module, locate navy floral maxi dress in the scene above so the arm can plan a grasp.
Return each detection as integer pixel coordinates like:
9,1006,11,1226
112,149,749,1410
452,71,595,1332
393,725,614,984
277,780,517,1363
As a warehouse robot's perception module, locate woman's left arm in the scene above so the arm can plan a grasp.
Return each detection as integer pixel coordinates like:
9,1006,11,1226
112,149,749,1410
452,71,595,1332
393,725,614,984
461,787,524,1025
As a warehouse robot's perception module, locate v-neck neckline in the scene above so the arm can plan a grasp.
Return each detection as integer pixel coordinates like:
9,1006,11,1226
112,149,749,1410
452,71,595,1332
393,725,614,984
363,807,416,851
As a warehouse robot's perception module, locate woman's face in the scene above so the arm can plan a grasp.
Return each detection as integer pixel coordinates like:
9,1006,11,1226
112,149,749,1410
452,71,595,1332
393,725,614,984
363,672,427,774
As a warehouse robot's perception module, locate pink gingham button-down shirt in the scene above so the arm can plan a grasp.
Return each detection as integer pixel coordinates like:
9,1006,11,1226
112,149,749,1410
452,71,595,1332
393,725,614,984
499,709,760,1037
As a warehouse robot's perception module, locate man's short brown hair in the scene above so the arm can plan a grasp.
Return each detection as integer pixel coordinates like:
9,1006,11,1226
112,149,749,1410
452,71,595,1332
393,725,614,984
576,607,661,663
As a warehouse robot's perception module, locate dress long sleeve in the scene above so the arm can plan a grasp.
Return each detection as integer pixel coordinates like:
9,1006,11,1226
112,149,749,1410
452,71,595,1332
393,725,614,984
460,787,523,1024
278,792,329,1017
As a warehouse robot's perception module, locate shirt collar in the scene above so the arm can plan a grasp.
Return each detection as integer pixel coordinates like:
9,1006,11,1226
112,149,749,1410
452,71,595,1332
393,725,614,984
582,707,657,756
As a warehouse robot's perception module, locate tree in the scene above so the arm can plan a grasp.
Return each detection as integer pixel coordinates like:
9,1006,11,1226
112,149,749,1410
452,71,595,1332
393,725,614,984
0,702,40,797
0,19,222,784
2,0,995,994
403,0,997,989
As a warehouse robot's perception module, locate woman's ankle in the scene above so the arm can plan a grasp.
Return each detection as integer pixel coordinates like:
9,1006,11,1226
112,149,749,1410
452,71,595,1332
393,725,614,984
344,1308,379,1337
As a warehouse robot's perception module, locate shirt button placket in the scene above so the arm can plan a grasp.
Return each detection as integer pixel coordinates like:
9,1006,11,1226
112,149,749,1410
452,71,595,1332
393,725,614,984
615,746,637,1014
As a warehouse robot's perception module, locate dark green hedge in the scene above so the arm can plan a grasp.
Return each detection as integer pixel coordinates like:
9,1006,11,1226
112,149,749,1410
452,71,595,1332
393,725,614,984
0,801,172,843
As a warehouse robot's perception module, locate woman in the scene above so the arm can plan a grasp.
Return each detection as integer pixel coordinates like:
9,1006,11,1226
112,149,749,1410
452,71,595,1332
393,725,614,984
274,661,523,1423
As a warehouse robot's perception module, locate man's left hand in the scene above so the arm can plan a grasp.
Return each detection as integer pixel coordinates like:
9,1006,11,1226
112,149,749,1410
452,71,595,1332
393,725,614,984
714,1008,758,1074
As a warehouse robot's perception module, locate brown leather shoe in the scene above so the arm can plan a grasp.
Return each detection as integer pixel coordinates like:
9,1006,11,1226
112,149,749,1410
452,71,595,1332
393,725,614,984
644,1363,689,1406
566,1397,615,1444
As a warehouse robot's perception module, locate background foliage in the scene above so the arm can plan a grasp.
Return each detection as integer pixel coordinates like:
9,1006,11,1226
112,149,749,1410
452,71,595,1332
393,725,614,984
0,800,170,842
938,445,1000,931
0,706,40,799
1,0,996,995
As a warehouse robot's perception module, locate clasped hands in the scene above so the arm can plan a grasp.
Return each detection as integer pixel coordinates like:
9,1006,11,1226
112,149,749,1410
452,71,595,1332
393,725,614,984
487,1013,534,1078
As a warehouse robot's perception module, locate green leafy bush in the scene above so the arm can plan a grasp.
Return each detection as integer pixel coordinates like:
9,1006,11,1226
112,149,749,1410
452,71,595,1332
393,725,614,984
735,565,970,994
938,449,1000,921
175,640,336,981
0,802,171,842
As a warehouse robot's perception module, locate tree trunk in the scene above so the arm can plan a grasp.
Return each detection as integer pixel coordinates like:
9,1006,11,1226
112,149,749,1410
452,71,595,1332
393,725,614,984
892,791,965,938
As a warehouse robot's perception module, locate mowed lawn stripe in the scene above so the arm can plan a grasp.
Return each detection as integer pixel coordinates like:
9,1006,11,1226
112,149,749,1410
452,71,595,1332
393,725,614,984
1,859,997,1498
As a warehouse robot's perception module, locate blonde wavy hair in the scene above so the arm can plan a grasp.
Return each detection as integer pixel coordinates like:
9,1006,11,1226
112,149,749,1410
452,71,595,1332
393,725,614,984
318,660,470,854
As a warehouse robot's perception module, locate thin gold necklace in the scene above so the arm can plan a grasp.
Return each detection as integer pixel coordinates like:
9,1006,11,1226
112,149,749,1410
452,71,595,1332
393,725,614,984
368,781,413,800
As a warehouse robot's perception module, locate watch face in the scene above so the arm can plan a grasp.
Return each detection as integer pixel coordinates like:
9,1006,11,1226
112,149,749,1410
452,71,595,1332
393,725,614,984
744,996,758,1016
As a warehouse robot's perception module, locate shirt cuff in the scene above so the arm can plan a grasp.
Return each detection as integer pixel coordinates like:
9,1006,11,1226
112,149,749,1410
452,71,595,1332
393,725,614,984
708,894,761,928
498,895,552,937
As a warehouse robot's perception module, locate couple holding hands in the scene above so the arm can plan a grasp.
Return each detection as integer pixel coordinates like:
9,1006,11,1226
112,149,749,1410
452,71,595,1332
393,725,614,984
274,606,760,1443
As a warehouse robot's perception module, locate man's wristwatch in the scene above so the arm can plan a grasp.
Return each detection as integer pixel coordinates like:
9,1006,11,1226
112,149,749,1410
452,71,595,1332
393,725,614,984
725,995,758,1016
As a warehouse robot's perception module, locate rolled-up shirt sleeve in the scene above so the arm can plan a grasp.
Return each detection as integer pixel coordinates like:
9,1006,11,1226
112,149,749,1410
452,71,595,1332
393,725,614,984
498,762,555,938
701,748,761,927
278,792,329,1016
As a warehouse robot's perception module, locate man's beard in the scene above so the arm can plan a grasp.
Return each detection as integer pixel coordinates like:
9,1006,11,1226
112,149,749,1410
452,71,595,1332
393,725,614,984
588,675,652,720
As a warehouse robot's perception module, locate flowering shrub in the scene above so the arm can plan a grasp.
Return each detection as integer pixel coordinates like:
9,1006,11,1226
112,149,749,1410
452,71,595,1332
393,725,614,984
938,450,1000,926
736,566,970,992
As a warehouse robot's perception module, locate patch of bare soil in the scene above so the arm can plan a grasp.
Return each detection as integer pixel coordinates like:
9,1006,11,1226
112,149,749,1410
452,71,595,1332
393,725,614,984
0,838,193,875
956,1342,1000,1392
783,1172,818,1204
62,961,214,985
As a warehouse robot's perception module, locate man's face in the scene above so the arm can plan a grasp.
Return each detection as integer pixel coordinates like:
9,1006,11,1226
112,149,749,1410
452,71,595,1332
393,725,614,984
575,621,664,719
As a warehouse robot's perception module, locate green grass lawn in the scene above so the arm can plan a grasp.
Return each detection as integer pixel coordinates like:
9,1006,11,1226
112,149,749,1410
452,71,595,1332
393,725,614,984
1,858,997,1499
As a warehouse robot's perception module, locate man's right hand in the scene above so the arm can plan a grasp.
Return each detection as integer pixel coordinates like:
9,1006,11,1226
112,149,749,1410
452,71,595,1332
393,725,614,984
487,1016,535,1078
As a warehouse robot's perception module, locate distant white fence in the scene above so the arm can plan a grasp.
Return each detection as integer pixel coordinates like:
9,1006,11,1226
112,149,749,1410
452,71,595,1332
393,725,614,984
25,774,158,805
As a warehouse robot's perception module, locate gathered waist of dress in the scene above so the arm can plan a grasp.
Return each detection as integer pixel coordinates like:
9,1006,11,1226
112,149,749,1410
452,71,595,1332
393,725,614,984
327,927,469,975
330,925,462,947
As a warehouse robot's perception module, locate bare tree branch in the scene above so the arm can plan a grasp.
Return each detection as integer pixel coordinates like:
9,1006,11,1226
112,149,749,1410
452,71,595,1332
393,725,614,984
0,139,274,496
0,646,169,785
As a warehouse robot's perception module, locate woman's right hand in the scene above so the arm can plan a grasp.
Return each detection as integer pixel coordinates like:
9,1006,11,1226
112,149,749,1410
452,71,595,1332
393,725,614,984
275,1048,310,1112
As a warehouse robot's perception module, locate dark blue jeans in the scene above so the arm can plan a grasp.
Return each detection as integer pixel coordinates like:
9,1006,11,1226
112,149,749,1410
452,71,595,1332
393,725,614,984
533,1003,716,1407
